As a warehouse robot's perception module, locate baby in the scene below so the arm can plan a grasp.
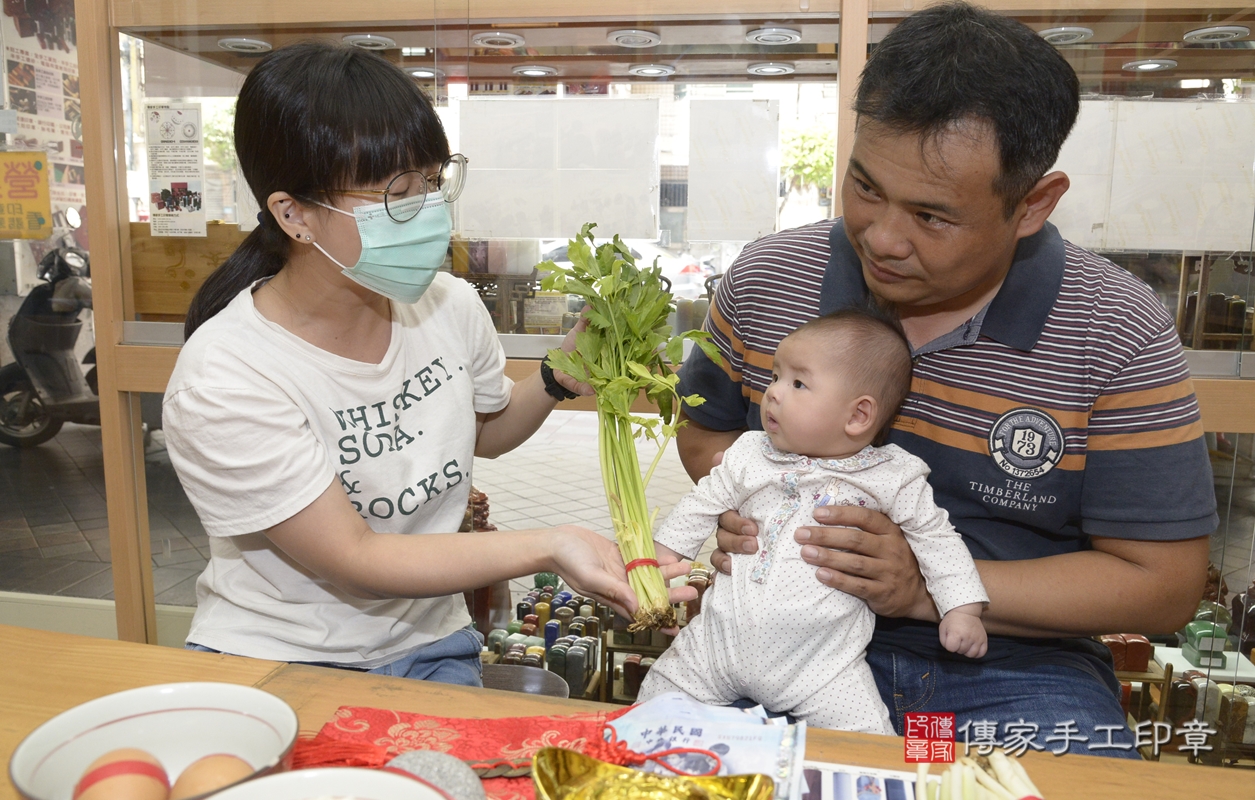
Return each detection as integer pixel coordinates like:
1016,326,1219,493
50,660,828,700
640,308,988,734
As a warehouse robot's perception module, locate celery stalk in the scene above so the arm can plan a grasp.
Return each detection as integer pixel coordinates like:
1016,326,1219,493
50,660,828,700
540,223,721,630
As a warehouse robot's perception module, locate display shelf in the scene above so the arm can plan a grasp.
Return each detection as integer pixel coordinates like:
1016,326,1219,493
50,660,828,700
599,629,674,704
1156,646,1255,685
1116,658,1173,761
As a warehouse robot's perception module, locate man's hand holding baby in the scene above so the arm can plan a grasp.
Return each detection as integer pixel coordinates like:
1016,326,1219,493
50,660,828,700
712,506,938,623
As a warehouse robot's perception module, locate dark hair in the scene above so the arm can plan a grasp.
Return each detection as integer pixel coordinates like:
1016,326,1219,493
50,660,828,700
789,307,913,444
855,1,1079,216
184,41,450,338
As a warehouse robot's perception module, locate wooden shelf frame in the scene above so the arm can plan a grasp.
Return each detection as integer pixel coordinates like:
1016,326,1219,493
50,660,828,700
81,0,1255,645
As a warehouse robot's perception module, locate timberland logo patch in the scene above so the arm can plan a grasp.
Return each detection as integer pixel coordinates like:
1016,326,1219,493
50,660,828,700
988,408,1063,479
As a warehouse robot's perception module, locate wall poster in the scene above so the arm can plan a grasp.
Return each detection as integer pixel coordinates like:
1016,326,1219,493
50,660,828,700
1,2,85,248
145,102,206,237
0,151,51,239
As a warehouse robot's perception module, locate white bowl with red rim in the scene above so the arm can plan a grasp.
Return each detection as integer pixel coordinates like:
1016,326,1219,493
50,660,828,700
211,766,455,799
8,682,298,800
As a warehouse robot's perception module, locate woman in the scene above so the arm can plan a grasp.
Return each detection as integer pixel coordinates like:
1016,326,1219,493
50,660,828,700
165,41,688,684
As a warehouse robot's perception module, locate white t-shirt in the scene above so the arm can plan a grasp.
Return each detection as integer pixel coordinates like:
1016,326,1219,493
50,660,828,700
164,273,513,666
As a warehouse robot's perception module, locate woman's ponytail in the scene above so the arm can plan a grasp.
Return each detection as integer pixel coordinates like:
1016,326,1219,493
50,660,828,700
183,212,289,339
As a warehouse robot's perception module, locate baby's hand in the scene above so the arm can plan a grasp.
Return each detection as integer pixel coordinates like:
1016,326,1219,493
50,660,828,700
938,604,987,659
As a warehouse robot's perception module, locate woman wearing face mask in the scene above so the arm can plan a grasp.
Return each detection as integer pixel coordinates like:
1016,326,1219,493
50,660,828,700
164,41,688,683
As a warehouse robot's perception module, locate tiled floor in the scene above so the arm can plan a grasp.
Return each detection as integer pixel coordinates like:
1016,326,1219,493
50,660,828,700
0,417,1252,611
1210,438,1255,597
0,423,210,605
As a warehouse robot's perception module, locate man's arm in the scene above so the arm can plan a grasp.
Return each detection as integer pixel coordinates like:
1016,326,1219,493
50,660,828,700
792,505,1209,637
973,534,1208,636
676,410,745,484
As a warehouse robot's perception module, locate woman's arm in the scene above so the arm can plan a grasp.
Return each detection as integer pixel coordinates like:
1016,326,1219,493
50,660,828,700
265,479,695,618
474,368,563,458
475,318,594,459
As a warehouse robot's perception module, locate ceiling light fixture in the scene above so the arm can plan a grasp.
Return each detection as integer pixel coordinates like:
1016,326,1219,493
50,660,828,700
627,64,676,77
746,27,803,45
511,65,558,77
408,67,445,80
1122,58,1178,72
1179,78,1212,89
747,62,796,76
1183,25,1251,43
1037,26,1094,45
608,29,662,48
473,31,526,48
342,34,397,50
217,37,272,53
401,47,428,57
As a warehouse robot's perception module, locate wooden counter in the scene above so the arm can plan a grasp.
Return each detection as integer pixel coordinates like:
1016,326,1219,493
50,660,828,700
2,625,1251,800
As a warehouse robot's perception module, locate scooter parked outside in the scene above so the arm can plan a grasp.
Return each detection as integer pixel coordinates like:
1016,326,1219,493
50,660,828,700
0,235,99,447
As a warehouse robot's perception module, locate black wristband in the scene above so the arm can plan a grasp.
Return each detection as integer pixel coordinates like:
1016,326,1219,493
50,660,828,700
540,359,579,401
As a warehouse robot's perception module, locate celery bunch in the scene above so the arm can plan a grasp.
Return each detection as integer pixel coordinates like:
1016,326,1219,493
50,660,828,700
540,223,720,630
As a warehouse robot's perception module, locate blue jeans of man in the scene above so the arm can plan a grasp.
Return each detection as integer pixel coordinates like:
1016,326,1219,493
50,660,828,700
865,648,1140,759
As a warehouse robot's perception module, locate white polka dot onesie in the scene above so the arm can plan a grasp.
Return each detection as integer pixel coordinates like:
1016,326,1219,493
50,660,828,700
639,431,989,734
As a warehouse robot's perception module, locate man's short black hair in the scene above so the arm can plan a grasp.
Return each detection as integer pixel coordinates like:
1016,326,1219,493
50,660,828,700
855,1,1080,216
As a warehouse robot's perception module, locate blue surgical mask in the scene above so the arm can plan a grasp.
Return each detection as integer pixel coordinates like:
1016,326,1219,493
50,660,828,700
313,194,451,304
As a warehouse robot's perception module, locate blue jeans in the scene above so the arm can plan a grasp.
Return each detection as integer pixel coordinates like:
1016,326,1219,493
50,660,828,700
187,626,484,688
865,649,1140,759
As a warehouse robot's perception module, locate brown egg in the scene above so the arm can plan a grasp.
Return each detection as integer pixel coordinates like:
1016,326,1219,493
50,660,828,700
74,748,169,800
169,754,255,800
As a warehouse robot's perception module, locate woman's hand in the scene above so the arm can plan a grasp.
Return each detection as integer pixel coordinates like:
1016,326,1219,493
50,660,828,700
548,526,697,627
554,308,594,397
797,505,937,621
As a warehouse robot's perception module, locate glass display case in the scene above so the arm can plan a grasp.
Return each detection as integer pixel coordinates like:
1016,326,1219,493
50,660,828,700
58,0,1255,763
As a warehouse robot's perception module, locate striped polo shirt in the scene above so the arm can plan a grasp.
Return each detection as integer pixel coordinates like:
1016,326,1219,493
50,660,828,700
678,218,1217,667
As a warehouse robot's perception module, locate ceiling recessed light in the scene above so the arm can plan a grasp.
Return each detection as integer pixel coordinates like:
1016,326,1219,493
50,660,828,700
1122,59,1178,72
747,62,796,76
746,27,803,45
511,65,558,77
1038,26,1094,46
342,34,397,50
627,63,676,77
608,29,661,48
409,67,444,80
473,32,526,48
1183,25,1251,43
217,37,272,53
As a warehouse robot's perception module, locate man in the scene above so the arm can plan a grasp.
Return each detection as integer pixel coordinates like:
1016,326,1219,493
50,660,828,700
676,2,1215,756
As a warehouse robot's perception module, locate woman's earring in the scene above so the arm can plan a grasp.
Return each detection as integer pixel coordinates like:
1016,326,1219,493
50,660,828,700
305,235,312,241
284,213,290,218
293,233,299,238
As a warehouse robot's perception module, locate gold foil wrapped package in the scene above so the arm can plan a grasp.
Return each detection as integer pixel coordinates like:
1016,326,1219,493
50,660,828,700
532,748,774,800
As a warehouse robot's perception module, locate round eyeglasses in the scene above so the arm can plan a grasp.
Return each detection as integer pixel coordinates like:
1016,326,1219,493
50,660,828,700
351,154,469,222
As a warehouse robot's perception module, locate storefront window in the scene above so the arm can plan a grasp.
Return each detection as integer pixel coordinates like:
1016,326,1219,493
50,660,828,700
60,0,1255,769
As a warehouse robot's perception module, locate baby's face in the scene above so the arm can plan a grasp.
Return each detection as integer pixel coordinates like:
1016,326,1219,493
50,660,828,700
760,334,867,458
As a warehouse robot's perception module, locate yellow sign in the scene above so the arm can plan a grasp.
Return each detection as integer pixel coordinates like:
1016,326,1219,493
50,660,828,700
0,152,51,240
